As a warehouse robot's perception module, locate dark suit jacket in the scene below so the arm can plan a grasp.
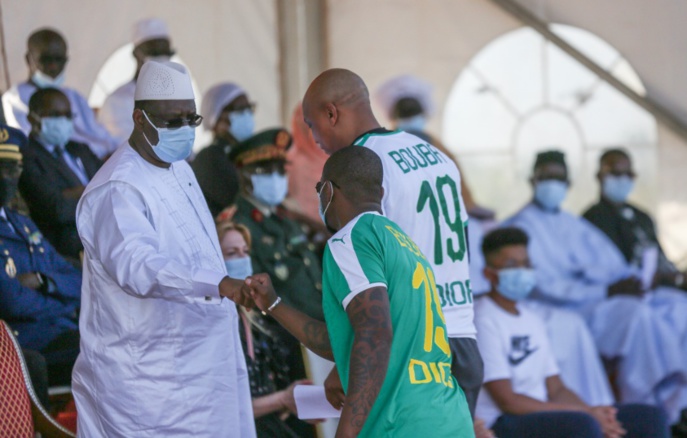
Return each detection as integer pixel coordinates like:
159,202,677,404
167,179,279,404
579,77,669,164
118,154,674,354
0,208,81,351
19,136,102,259
191,139,240,217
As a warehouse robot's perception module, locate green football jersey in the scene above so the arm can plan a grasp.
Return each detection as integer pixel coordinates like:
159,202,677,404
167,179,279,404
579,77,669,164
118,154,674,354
322,212,474,437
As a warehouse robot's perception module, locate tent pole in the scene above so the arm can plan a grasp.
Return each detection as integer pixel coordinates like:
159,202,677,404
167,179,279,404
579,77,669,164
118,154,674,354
489,0,687,143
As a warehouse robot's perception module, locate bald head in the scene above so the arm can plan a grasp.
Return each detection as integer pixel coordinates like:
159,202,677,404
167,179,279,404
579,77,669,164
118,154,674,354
302,69,381,155
304,68,370,112
26,28,68,79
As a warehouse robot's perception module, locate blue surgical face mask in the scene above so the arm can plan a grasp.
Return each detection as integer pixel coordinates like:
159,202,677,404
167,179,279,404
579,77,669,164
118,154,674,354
38,116,74,146
32,70,65,89
396,114,426,133
251,172,288,206
534,180,568,211
225,256,253,280
318,181,333,226
228,110,255,142
497,268,537,301
142,110,195,163
602,175,634,203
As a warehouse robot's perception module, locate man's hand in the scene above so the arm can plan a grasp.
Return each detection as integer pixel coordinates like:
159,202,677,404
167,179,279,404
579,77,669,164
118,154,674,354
219,276,254,308
589,406,626,438
280,379,311,415
62,185,86,200
245,273,279,312
17,272,42,290
473,417,495,438
324,367,345,410
607,277,644,298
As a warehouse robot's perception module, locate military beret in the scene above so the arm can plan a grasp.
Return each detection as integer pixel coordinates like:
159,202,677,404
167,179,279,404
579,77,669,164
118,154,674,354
0,124,25,162
534,150,566,170
229,128,292,167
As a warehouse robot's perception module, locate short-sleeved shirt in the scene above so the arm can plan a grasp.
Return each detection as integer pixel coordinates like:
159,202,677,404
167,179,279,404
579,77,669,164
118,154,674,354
474,296,560,427
322,212,473,437
353,130,474,338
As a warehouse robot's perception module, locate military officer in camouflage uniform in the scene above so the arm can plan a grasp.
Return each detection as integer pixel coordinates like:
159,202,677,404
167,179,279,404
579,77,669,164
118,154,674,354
230,128,323,321
0,124,82,387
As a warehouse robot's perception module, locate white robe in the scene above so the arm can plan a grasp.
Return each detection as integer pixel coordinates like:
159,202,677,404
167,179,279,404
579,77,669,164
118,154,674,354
72,144,255,437
505,202,687,421
98,80,136,146
2,81,118,158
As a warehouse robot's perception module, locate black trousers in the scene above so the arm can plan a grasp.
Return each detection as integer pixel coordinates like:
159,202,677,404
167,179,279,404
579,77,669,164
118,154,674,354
492,404,670,438
449,337,484,418
40,329,80,387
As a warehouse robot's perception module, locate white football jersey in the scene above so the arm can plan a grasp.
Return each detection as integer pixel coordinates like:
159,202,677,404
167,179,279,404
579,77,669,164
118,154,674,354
354,129,475,338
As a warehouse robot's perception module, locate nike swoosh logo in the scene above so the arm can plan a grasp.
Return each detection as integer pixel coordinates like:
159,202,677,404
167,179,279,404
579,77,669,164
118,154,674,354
508,347,538,366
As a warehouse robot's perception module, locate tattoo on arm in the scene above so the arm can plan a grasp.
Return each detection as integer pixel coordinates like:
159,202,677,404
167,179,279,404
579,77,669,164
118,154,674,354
338,286,393,437
303,319,332,358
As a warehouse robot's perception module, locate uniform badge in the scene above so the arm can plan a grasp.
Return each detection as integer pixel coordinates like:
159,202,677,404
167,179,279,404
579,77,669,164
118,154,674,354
5,257,17,278
252,208,264,223
261,236,275,246
28,231,43,245
275,262,289,281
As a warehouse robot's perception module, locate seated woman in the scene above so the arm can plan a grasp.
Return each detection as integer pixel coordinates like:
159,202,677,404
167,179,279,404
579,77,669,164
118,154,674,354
217,220,315,437
475,227,670,438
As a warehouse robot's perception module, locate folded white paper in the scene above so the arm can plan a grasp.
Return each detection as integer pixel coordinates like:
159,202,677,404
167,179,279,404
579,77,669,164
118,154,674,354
294,385,342,419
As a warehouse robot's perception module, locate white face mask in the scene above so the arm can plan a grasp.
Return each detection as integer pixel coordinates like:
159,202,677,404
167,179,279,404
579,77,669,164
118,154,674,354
602,175,635,203
32,70,65,89
38,116,74,146
396,114,427,133
228,110,255,141
225,256,253,280
251,172,288,206
534,180,568,211
141,111,195,163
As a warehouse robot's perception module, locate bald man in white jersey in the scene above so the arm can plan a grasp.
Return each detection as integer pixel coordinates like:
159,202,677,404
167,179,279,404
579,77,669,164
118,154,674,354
302,69,483,420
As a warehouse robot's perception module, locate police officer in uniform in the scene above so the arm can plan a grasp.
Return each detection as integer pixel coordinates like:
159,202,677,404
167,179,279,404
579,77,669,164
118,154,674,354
0,124,82,387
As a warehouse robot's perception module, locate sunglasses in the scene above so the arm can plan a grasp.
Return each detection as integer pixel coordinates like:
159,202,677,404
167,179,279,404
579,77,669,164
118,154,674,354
146,112,204,129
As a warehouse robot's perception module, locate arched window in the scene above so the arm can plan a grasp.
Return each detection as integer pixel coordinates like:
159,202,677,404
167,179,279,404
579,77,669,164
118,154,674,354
442,24,657,219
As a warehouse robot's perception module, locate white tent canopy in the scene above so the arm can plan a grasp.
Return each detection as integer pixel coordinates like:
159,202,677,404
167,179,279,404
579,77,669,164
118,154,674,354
2,0,686,265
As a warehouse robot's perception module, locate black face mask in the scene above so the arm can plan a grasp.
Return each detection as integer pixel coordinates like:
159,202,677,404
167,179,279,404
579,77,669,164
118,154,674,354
0,177,19,207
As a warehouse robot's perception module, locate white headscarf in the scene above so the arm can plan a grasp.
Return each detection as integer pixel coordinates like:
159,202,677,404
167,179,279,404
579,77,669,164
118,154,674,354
200,83,247,129
375,74,434,119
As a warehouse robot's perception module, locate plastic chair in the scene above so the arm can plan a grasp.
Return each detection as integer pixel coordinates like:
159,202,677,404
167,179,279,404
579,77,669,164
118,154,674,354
0,320,75,437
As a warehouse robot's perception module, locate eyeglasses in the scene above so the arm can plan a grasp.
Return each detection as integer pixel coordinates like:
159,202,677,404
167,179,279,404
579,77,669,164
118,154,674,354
146,112,204,129
38,54,68,65
252,163,286,175
315,180,340,194
229,103,257,114
32,111,76,120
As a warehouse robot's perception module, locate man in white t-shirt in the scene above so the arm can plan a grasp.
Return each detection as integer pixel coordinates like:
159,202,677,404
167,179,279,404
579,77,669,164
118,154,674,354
302,69,485,435
475,226,668,438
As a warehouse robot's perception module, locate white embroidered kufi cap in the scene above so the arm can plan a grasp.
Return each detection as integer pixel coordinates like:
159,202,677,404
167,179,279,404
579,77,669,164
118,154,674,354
375,74,434,119
200,82,247,129
134,60,195,101
132,18,170,46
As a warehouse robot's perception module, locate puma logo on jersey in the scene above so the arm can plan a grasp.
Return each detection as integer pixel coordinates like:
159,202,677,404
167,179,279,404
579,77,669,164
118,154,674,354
331,234,347,245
